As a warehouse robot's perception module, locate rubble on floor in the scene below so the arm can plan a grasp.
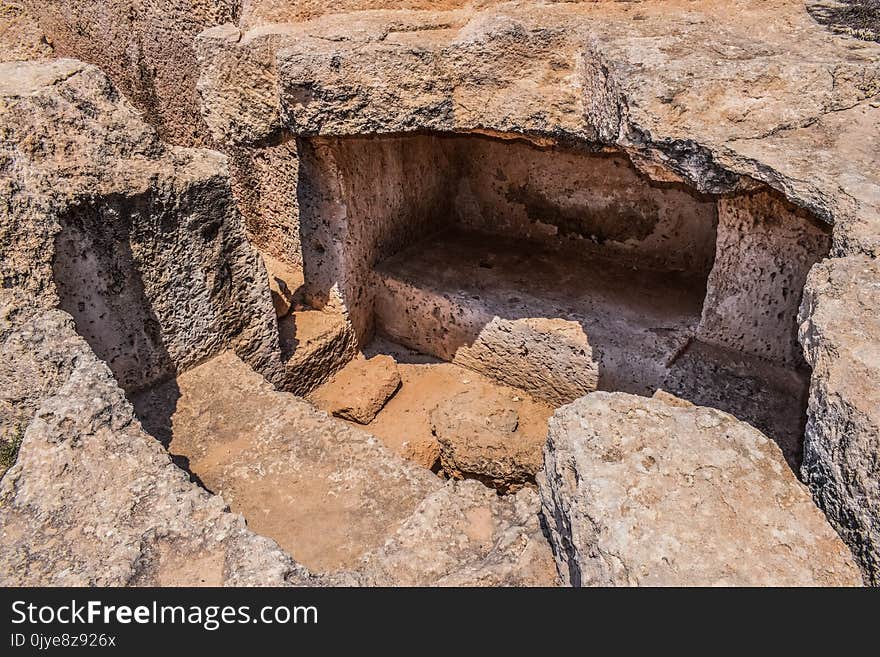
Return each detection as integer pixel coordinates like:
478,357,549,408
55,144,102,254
132,349,558,585
309,354,402,424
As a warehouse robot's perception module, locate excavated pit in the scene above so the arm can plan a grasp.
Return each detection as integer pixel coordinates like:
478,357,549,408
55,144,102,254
295,133,832,469
59,132,832,575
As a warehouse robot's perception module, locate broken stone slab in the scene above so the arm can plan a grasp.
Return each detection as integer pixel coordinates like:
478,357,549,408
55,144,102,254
799,255,880,585
538,391,862,586
0,291,345,586
431,388,544,493
309,354,402,424
360,480,558,587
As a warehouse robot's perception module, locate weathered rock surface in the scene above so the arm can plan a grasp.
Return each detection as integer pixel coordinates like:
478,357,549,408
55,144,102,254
431,389,543,492
21,0,239,146
799,255,880,585
196,1,880,257
278,308,357,396
539,391,862,586
0,2,53,62
2,290,555,586
0,59,282,393
309,354,402,424
0,291,338,586
698,190,832,366
230,134,303,269
360,480,557,586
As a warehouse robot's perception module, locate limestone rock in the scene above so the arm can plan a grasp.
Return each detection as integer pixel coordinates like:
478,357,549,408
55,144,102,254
133,348,554,585
360,480,558,587
229,136,302,267
0,291,341,586
431,388,543,492
539,391,862,586
0,2,53,62
23,0,239,145
310,354,402,424
195,2,880,256
799,255,880,585
1,291,555,587
0,59,283,393
697,191,831,366
262,252,303,318
278,308,357,396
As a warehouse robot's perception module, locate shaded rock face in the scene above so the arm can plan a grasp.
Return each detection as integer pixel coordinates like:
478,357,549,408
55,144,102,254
0,59,282,393
698,191,832,367
799,256,880,585
538,391,862,586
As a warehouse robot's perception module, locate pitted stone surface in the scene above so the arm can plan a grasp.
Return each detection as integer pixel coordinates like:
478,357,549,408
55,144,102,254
538,391,862,586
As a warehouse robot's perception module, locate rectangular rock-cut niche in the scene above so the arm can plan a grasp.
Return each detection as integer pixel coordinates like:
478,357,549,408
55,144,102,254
296,133,718,344
294,132,831,462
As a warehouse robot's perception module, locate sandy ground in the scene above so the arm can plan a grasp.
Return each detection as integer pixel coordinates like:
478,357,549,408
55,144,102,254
311,337,555,475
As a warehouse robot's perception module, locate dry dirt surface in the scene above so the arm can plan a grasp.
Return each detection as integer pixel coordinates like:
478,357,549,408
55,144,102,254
312,338,554,480
132,349,557,584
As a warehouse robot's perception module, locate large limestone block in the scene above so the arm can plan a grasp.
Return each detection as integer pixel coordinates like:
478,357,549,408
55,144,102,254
539,391,862,586
24,0,239,146
0,292,336,586
0,59,282,392
799,256,880,585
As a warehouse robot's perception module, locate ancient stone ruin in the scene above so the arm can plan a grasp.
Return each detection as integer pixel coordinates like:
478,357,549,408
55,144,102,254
0,1,878,587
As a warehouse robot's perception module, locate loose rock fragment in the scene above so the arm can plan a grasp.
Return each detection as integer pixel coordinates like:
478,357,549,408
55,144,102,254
431,388,544,492
310,354,402,424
